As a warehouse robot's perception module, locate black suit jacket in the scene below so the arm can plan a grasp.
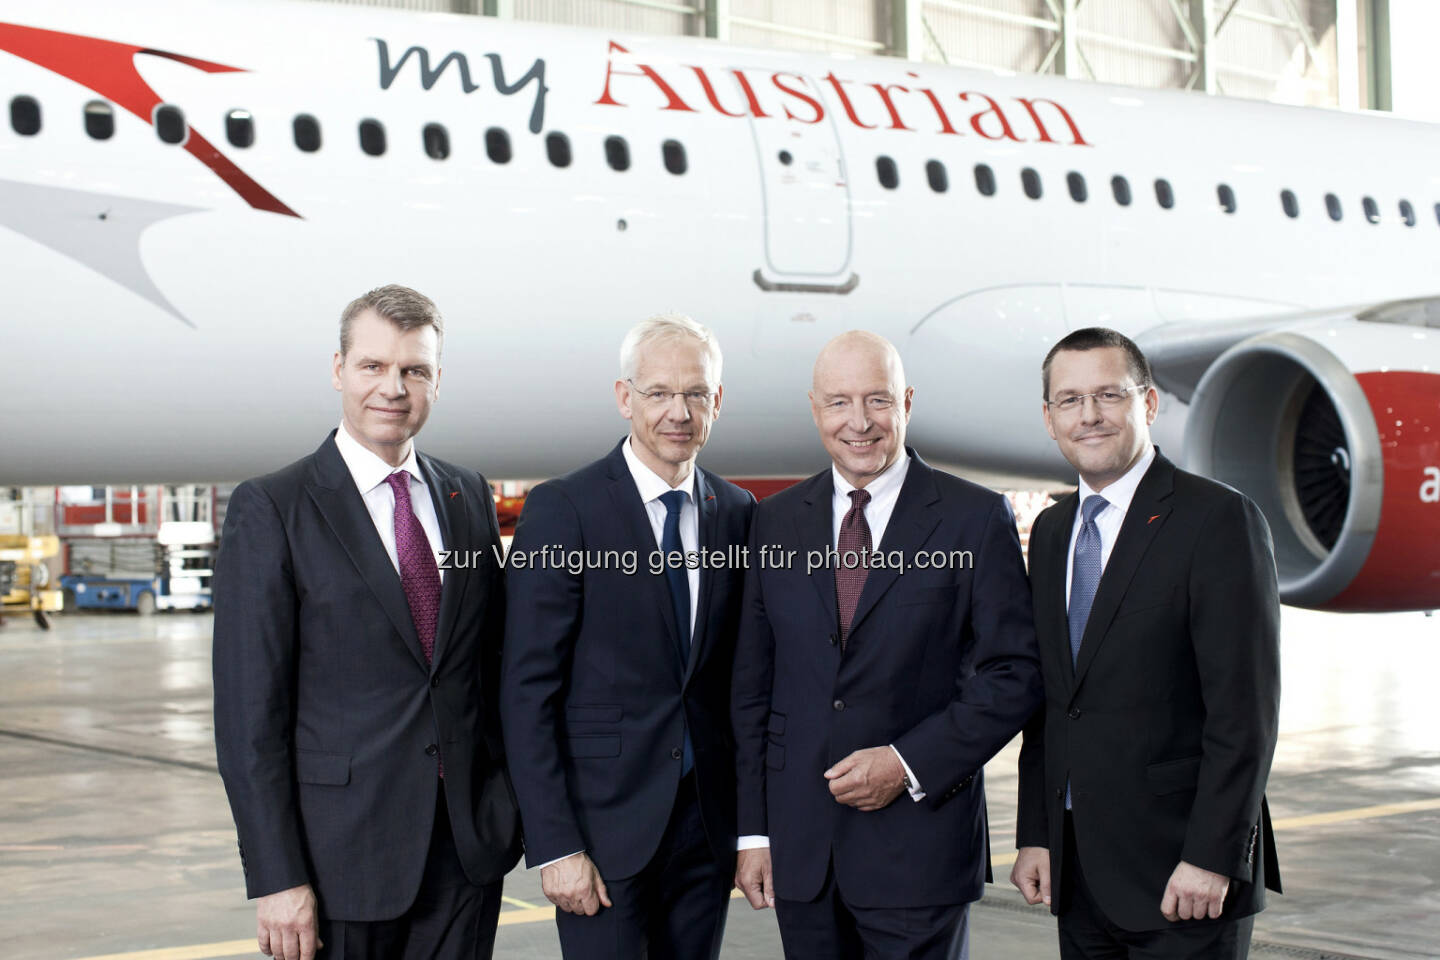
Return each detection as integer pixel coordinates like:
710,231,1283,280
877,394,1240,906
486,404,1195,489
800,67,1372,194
500,440,756,878
732,449,1043,908
1016,450,1282,932
213,431,522,921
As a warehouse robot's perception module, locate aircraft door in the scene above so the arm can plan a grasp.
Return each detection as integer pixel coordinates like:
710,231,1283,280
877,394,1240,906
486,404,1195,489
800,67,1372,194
748,76,856,293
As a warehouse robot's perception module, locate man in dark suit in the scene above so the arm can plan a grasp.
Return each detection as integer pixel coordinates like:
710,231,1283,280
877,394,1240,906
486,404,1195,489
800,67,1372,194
213,285,521,960
501,314,755,960
731,330,1043,960
1011,327,1281,959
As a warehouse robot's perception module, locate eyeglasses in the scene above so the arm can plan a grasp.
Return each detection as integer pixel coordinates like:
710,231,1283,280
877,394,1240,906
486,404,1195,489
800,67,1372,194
627,379,715,409
1046,384,1147,413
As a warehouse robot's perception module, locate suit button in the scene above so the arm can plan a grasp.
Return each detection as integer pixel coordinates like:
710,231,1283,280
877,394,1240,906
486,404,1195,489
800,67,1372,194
430,676,440,688
828,634,838,646
1067,708,1081,720
671,747,682,760
425,743,439,757
832,699,845,712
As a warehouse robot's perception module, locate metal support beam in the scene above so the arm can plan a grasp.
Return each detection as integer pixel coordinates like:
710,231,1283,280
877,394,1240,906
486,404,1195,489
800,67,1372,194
891,0,924,61
1052,0,1084,79
704,0,729,41
1186,0,1216,93
1364,0,1392,111
1336,0,1360,110
481,0,513,17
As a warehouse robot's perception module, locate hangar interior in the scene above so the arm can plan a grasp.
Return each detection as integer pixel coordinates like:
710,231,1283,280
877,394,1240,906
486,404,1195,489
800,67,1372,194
2,3,1437,960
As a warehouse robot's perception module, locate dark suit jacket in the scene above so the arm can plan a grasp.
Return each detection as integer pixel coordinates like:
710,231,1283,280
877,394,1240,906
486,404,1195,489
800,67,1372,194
1016,450,1282,932
500,440,756,878
213,431,522,921
732,449,1043,909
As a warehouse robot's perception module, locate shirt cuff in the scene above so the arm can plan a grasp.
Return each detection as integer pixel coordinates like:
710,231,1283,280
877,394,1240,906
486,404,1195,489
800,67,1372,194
890,744,926,801
737,835,770,850
533,850,585,870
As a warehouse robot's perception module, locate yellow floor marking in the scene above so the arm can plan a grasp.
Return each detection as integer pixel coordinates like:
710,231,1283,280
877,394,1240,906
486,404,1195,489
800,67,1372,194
64,795,1440,960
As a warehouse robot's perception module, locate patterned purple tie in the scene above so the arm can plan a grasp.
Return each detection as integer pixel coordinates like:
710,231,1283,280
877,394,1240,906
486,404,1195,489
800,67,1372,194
385,471,443,774
836,488,872,641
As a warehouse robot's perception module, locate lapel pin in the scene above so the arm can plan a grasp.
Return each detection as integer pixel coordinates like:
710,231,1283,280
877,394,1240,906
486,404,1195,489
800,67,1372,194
449,491,459,500
706,495,715,502
1148,514,1160,524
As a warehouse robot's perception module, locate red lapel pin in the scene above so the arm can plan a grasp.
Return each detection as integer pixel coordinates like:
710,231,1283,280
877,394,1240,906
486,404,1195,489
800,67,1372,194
706,495,715,502
1148,514,1160,524
449,491,459,500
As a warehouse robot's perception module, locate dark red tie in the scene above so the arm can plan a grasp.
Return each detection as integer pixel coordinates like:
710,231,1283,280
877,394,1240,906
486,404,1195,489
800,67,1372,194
836,488,872,640
386,471,443,775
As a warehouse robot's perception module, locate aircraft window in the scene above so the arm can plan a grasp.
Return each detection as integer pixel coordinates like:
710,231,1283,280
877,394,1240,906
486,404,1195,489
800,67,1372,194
1067,172,1087,203
1217,183,1236,214
359,119,386,157
1362,196,1380,224
1435,202,1440,227
1399,200,1415,227
1281,189,1298,218
778,150,793,165
876,156,899,190
422,123,450,161
485,127,512,164
10,96,40,136
1325,193,1342,221
293,114,321,152
662,139,687,175
1154,178,1174,209
926,160,948,193
605,135,630,172
974,164,996,197
226,110,254,148
1111,175,1131,206
1021,168,1042,200
84,100,115,140
155,105,186,145
545,132,571,167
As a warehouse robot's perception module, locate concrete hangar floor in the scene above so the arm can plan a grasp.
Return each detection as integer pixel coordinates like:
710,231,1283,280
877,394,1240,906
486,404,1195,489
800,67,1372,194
0,607,1435,960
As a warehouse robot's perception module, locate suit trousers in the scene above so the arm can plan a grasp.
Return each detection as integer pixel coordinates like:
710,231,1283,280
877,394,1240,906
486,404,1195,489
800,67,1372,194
318,785,502,960
774,858,970,960
1059,814,1253,960
555,772,731,960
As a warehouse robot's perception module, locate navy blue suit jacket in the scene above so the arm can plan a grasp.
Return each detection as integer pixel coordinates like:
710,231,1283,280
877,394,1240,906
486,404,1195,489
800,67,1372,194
501,440,756,879
732,449,1042,908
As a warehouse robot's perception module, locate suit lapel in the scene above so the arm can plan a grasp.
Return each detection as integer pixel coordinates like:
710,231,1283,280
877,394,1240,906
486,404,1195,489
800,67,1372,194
796,471,839,637
605,447,684,677
305,434,429,671
1045,492,1080,687
1072,455,1176,692
420,454,469,671
684,469,720,684
847,452,941,638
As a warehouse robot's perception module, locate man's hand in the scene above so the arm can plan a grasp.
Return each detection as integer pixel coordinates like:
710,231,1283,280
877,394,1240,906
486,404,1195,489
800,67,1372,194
1010,846,1052,906
541,852,612,916
1160,860,1230,921
256,883,321,960
735,847,775,910
824,747,906,811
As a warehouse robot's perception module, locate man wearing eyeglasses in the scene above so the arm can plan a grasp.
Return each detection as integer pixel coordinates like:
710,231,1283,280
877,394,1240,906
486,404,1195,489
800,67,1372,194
501,314,756,960
1011,327,1282,959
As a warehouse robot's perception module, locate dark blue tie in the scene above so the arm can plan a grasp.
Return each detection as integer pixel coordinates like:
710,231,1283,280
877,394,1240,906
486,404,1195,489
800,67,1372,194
659,490,694,774
1065,494,1107,810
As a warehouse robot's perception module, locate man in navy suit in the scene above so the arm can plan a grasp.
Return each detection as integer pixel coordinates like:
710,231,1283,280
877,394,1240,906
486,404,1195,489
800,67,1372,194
732,330,1043,959
213,285,521,960
501,315,755,960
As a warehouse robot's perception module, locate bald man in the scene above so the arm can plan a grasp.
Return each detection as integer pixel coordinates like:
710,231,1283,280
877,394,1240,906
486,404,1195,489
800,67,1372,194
731,331,1043,959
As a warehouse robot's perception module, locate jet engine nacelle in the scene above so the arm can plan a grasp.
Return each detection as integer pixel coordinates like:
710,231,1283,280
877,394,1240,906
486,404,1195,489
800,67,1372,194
1183,312,1440,612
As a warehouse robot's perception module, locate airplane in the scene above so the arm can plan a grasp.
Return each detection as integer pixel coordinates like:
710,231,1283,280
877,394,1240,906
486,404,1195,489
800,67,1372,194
0,0,1436,614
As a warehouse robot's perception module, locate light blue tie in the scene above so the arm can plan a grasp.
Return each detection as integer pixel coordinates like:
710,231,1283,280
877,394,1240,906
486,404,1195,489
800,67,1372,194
1066,494,1108,809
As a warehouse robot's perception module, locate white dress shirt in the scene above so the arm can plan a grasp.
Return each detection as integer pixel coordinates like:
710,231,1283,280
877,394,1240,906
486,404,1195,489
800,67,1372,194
534,438,701,871
737,454,922,854
622,436,700,635
1064,444,1155,604
334,421,445,583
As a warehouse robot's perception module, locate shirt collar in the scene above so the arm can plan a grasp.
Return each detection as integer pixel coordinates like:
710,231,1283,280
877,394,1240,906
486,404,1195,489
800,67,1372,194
335,421,425,496
622,436,697,505
1076,443,1155,517
832,451,910,502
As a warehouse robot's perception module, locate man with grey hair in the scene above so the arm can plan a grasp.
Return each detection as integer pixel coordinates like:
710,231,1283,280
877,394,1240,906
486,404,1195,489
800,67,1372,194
214,285,521,960
502,314,756,960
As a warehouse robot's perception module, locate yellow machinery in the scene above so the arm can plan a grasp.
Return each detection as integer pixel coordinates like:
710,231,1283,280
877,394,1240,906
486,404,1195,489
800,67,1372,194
0,534,63,629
